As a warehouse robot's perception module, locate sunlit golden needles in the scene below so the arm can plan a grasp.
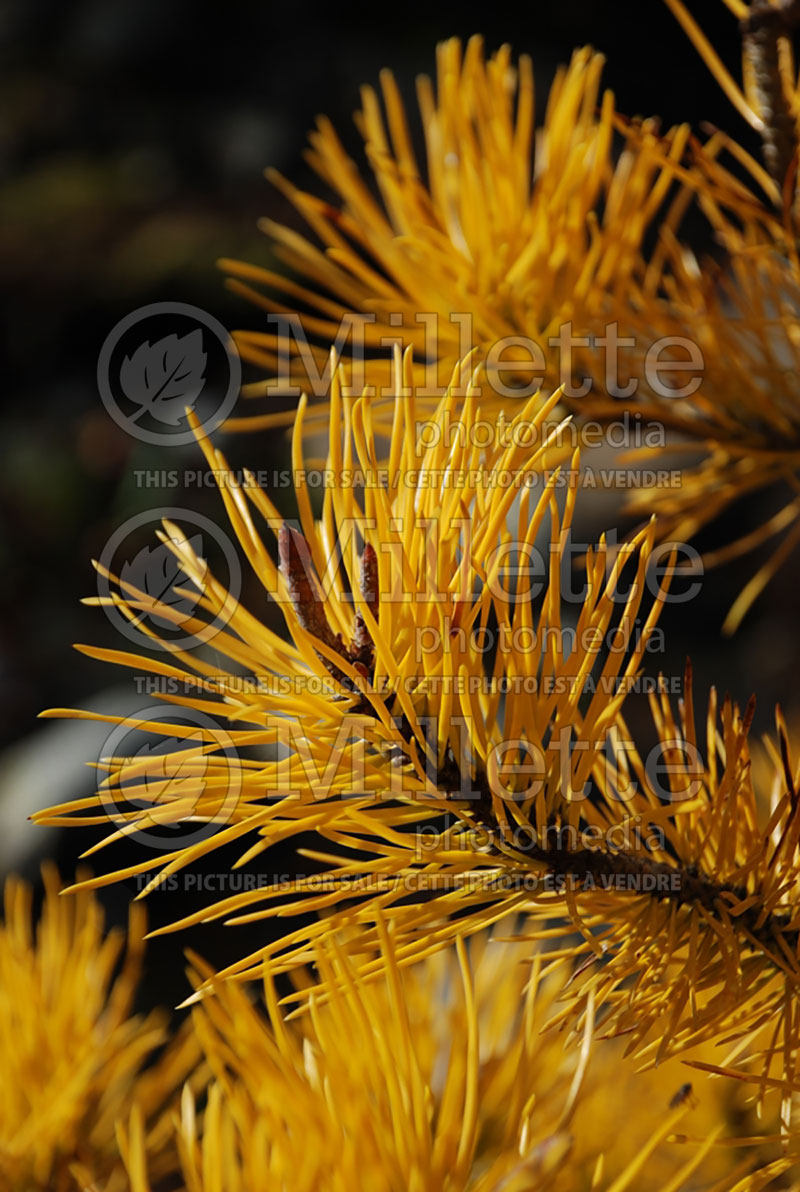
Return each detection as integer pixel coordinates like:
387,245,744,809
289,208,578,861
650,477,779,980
18,13,800,1188
116,930,791,1192
572,172,800,629
28,355,800,1135
220,36,692,436
572,0,800,631
220,25,800,626
2,872,796,1189
34,353,660,977
0,865,200,1191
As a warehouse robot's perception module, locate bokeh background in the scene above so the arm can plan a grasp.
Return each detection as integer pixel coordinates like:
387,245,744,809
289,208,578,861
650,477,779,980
2,0,798,1009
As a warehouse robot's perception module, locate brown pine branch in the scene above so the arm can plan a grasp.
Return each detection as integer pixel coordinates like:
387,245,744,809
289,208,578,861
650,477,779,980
741,0,800,193
352,541,379,669
435,756,800,972
279,524,377,686
279,524,351,685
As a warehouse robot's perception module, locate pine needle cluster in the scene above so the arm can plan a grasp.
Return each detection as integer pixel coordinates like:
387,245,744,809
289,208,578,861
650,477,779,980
15,4,800,1187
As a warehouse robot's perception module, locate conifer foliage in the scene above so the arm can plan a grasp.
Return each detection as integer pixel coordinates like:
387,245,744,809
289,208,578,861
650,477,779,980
17,3,800,1188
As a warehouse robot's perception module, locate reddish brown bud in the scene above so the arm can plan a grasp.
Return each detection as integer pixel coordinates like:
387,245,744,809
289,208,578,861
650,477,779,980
279,523,349,682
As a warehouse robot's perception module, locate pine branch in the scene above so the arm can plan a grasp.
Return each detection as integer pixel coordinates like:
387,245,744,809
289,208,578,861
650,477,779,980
741,0,800,193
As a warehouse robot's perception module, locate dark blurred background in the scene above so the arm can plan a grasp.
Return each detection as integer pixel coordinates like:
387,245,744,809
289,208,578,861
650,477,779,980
2,0,798,1008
